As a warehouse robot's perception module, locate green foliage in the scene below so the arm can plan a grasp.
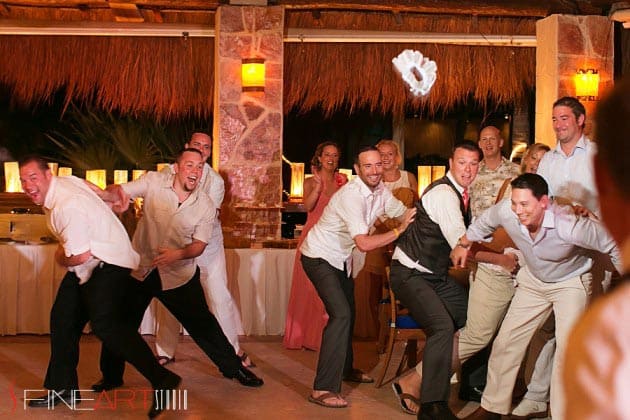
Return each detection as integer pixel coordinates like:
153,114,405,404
45,105,188,178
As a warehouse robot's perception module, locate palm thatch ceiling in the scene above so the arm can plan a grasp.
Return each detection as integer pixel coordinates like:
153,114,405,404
0,1,621,119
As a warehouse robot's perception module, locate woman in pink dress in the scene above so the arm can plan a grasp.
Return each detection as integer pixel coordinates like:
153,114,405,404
283,142,347,350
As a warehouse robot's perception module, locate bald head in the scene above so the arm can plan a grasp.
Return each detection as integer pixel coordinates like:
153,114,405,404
478,126,504,161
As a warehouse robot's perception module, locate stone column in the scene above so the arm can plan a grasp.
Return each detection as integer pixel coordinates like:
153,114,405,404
535,15,613,146
213,5,284,247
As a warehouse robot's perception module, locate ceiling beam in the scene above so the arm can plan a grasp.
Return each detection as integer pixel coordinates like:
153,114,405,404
0,19,537,46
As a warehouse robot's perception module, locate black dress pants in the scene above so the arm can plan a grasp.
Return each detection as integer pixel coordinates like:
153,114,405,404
389,260,468,404
43,263,174,391
99,267,242,382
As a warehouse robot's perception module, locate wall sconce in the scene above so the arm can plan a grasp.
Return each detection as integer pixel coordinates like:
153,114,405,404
418,165,446,197
289,162,305,202
4,161,22,192
241,58,265,92
58,167,72,177
114,170,128,185
574,69,599,101
47,162,59,176
85,169,107,189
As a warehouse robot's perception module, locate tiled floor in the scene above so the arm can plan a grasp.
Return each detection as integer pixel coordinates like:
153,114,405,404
0,334,522,419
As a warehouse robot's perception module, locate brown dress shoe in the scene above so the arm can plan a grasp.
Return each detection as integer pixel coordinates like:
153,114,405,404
462,406,502,420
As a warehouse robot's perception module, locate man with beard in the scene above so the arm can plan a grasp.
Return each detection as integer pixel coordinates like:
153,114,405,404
301,145,416,409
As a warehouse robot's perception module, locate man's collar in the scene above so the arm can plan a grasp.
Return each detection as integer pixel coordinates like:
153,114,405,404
446,172,465,194
43,175,58,211
355,176,384,197
553,134,588,157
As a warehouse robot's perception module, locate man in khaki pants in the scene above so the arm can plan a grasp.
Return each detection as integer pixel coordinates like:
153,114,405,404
453,173,621,420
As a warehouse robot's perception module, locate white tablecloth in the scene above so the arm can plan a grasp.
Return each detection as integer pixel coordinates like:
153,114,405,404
0,243,66,335
140,248,296,336
0,244,296,336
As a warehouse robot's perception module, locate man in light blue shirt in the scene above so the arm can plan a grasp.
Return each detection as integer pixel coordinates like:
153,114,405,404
452,173,621,420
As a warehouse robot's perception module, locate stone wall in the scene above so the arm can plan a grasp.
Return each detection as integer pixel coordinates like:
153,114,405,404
535,15,613,145
213,5,284,247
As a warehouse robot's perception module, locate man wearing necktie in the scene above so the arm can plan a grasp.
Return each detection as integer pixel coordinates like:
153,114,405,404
389,140,481,419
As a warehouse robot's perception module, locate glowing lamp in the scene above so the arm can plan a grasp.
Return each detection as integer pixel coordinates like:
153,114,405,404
289,162,305,202
4,161,22,192
241,58,265,92
85,169,107,190
417,165,432,197
132,170,147,180
156,163,169,172
338,168,353,181
47,162,59,176
58,167,72,177
114,170,128,185
431,165,446,181
574,69,599,101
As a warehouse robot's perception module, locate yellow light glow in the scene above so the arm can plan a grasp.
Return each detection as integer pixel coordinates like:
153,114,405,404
4,161,22,192
86,169,107,190
58,167,72,177
132,169,147,180
574,69,599,100
338,168,353,181
289,162,305,201
114,170,128,185
47,162,59,176
431,165,446,181
417,165,432,197
156,163,169,172
241,58,265,92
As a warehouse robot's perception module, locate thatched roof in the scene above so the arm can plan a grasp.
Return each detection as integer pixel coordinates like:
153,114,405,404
0,1,618,118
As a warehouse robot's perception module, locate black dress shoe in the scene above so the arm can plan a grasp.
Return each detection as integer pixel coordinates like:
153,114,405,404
458,385,484,402
148,373,182,419
418,401,458,420
233,367,264,387
91,378,124,392
27,389,81,407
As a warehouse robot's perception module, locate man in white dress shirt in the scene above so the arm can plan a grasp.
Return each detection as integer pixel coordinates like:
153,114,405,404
19,156,180,418
390,140,481,419
93,149,263,395
453,173,621,420
301,145,415,409
154,133,251,367
512,96,601,419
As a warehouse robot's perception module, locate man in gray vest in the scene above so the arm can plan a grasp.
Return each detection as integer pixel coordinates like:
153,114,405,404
390,140,482,419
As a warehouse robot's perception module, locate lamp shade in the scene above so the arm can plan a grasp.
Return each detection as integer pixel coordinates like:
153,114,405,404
241,58,265,92
156,163,169,172
85,169,107,189
431,165,446,181
4,161,22,192
47,162,59,176
289,162,305,201
417,165,432,197
574,69,599,100
114,170,128,185
338,168,353,181
58,167,72,177
132,169,147,180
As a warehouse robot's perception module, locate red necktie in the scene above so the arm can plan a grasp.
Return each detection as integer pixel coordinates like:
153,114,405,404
462,188,469,211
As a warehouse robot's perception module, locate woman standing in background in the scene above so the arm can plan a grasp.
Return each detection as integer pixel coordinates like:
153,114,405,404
283,141,347,350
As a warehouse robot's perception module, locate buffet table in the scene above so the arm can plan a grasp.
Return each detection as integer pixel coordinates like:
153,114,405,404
0,243,296,336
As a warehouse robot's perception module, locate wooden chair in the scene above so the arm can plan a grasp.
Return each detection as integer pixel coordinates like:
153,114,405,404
374,267,426,388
